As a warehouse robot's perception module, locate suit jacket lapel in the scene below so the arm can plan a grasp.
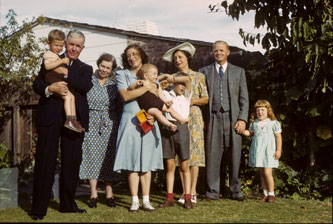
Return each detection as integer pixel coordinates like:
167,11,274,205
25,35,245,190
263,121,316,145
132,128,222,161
207,63,215,112
227,63,233,94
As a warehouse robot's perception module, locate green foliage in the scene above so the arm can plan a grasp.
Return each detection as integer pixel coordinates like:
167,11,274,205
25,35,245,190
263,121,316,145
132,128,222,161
0,142,14,168
210,0,332,198
0,9,43,117
274,161,332,200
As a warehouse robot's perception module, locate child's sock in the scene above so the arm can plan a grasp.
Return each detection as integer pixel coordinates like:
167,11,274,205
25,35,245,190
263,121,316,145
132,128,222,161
67,115,76,121
263,189,268,196
268,192,275,196
184,194,191,200
142,195,149,203
167,193,174,201
132,195,139,204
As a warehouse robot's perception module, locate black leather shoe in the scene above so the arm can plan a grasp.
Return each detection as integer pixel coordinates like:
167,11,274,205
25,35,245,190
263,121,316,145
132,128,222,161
31,215,44,220
60,208,87,213
75,208,87,213
201,197,213,202
106,197,116,207
88,197,98,208
232,196,245,201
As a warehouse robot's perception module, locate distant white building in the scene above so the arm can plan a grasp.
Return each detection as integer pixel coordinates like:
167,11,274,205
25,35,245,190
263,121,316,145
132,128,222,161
32,18,128,70
29,17,246,72
126,20,159,35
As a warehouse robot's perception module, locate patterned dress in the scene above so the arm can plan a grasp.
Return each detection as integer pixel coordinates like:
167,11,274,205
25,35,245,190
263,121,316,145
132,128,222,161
248,119,282,168
175,69,208,167
79,73,122,182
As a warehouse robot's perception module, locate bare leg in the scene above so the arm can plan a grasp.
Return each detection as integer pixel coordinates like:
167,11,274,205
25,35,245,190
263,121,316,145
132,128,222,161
61,93,72,116
139,171,151,196
147,108,177,132
263,168,274,192
89,179,98,199
260,168,267,191
105,182,113,199
166,159,176,194
190,166,199,195
128,172,140,196
179,160,191,195
162,105,188,124
68,91,76,116
179,168,185,195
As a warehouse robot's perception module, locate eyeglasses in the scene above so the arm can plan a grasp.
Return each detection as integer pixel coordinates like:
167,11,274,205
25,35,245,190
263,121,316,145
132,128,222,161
126,51,140,59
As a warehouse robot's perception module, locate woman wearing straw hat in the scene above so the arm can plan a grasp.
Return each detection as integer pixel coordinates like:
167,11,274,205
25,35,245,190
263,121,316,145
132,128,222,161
162,42,208,205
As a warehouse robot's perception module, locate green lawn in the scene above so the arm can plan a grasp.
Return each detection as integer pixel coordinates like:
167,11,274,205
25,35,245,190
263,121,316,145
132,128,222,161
0,191,332,223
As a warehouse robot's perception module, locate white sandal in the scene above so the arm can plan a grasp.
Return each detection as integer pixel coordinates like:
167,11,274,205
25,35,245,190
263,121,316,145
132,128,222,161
191,194,197,204
177,193,185,205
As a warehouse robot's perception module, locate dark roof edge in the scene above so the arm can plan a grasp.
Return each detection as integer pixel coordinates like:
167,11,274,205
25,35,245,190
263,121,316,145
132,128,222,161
33,16,243,52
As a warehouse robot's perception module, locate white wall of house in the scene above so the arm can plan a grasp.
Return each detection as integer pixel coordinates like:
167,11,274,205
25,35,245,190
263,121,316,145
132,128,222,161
32,23,128,71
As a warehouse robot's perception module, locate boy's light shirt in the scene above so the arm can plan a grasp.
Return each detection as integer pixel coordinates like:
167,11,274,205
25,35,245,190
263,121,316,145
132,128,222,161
43,50,59,62
162,88,192,121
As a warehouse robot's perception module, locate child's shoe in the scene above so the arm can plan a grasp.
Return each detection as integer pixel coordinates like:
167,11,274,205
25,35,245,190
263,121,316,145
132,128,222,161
64,120,81,133
184,199,193,209
73,120,85,132
159,199,174,208
259,196,268,202
268,195,275,203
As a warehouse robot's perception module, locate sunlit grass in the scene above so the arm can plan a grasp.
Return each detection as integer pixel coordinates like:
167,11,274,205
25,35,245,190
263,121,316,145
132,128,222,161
0,190,331,223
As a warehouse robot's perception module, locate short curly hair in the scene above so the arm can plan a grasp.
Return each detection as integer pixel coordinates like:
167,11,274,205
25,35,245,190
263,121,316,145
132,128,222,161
96,53,117,71
121,44,148,69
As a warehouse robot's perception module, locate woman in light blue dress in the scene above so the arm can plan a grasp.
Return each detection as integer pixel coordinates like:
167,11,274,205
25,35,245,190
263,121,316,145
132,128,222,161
79,53,122,208
242,100,282,203
113,44,163,212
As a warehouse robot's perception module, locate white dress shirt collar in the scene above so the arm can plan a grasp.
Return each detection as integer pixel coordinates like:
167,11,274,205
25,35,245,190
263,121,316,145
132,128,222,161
215,62,228,74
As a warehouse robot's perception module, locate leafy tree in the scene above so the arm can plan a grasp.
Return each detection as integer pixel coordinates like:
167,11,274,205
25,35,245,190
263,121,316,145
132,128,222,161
209,0,332,198
0,9,43,117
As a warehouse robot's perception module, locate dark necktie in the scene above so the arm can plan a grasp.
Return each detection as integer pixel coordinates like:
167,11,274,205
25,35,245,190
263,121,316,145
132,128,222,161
219,66,224,79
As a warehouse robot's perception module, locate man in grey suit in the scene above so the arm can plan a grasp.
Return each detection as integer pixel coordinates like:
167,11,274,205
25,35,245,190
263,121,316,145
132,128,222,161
199,40,249,201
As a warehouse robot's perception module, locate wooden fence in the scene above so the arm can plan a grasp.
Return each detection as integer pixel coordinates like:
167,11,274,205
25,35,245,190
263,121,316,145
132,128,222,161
1,96,39,165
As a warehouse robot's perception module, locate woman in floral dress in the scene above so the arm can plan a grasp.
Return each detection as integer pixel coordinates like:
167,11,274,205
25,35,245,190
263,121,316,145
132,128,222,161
79,53,122,208
162,42,208,204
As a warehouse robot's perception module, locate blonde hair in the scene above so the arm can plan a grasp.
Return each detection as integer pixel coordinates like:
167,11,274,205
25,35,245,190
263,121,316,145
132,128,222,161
137,63,158,80
250,99,277,122
48,29,66,42
213,40,230,50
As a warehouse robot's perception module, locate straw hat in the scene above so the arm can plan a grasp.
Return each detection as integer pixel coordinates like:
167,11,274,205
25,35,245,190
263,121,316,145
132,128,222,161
162,42,196,62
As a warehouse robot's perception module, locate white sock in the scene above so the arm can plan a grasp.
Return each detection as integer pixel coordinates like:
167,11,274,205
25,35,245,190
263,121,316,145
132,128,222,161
142,195,149,203
268,192,275,196
132,195,139,203
263,189,268,196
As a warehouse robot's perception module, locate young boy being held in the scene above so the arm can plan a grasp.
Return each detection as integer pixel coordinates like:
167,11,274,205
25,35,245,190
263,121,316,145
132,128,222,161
43,29,84,132
158,72,194,209
129,64,188,132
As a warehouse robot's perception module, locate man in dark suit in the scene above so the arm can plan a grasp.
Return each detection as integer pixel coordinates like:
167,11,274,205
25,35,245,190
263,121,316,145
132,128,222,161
31,30,93,220
199,40,249,201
